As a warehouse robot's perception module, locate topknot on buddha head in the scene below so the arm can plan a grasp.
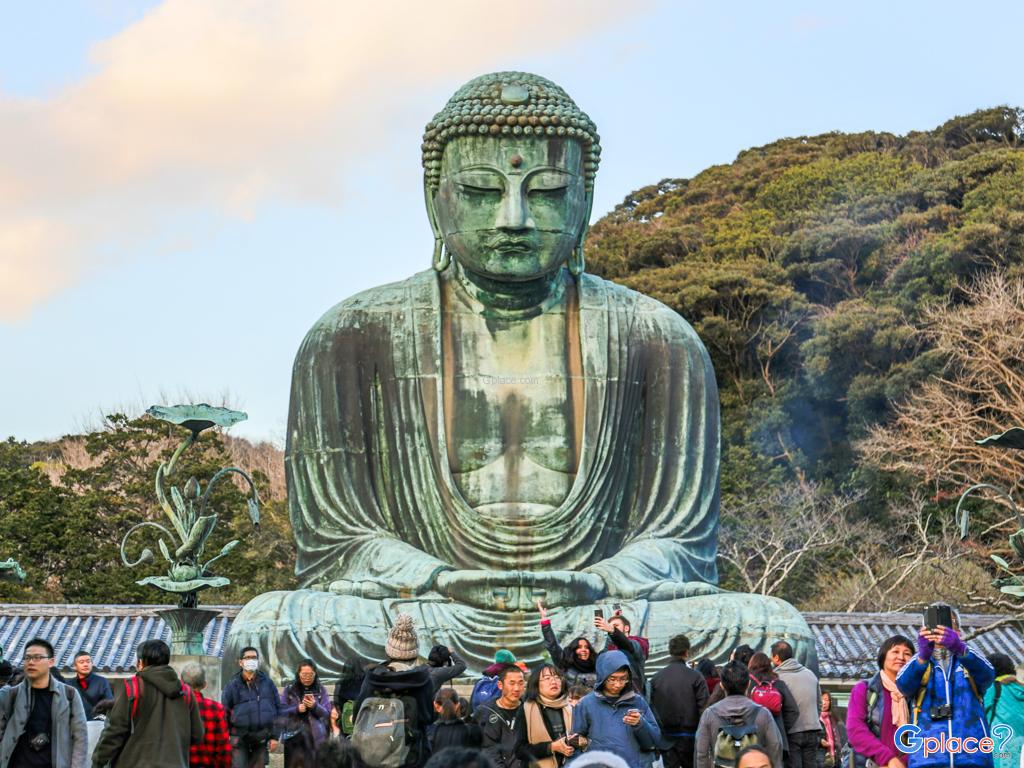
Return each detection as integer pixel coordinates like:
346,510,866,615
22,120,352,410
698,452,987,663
421,72,601,194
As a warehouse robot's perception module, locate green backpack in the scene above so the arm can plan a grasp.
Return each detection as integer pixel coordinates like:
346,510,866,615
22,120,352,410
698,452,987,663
713,710,761,768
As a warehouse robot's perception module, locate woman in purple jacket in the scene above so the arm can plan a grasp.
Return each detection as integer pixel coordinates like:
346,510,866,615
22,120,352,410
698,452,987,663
846,636,915,768
280,658,333,768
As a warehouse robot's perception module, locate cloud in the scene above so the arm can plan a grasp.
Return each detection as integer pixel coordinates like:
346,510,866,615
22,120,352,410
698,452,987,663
0,0,636,321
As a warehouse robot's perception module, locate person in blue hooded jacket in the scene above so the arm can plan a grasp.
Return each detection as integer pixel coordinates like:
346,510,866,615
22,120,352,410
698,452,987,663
570,650,661,768
895,606,995,768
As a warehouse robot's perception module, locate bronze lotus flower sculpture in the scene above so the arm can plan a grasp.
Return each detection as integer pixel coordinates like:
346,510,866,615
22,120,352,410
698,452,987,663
0,559,26,584
956,427,1024,597
120,404,260,608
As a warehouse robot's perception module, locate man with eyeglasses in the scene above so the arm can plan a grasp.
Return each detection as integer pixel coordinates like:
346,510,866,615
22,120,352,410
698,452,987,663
221,647,280,768
0,637,87,768
571,650,661,768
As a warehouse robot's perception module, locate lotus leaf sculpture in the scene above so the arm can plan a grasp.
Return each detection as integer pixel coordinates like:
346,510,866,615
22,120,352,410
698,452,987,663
0,559,26,584
120,404,259,608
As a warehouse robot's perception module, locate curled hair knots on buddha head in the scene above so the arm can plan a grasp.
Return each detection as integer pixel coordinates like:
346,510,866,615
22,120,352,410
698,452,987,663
421,71,601,194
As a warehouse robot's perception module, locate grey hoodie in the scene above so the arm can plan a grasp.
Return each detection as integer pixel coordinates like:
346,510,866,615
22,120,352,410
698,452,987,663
694,695,782,768
772,659,821,734
0,674,88,768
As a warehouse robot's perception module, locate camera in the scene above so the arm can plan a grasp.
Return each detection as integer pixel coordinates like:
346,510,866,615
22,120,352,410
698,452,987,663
29,733,50,751
929,704,952,720
925,604,953,630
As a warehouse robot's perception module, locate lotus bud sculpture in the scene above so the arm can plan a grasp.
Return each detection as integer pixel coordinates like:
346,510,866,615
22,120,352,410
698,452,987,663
120,404,260,609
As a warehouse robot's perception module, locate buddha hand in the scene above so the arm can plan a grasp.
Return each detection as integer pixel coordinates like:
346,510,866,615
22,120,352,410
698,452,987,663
327,579,405,600
637,581,724,601
434,569,606,611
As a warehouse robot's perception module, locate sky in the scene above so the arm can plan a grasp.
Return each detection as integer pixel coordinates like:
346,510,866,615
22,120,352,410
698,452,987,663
2,0,1022,446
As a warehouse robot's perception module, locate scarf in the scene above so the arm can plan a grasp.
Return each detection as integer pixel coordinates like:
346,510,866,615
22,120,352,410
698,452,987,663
525,697,573,768
538,693,568,710
880,671,909,727
820,713,836,760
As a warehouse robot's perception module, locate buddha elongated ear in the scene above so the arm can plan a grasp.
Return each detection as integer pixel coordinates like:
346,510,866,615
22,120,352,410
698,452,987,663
424,180,450,273
568,189,595,277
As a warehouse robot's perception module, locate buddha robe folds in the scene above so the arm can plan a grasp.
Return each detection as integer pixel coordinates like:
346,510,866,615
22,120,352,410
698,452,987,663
225,269,818,678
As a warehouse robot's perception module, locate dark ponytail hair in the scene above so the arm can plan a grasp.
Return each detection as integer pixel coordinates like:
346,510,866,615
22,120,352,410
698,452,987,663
435,688,460,721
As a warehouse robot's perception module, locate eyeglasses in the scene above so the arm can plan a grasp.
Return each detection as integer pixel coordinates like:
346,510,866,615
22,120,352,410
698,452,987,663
605,673,630,684
23,654,50,663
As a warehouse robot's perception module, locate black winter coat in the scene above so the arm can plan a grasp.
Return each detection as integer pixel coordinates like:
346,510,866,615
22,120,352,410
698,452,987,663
474,701,526,768
222,671,281,737
649,659,709,736
428,718,479,753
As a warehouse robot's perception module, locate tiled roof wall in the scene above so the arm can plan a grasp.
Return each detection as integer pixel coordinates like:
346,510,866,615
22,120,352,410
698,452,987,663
0,605,1020,680
807,611,1024,679
0,605,237,673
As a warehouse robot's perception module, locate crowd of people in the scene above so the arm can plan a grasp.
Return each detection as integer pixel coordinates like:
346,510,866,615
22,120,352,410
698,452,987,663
0,602,1019,768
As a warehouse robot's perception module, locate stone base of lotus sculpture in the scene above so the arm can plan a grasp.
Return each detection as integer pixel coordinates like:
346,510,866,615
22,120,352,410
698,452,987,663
157,607,220,657
223,589,818,683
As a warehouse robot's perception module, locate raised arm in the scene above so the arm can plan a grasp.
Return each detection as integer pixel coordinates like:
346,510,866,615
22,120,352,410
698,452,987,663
429,650,468,691
538,602,567,666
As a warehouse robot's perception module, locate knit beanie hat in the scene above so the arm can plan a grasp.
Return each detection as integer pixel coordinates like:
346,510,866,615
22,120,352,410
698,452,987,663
494,649,515,665
385,614,419,661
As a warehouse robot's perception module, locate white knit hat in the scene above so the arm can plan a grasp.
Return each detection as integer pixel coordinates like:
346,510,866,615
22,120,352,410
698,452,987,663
385,614,419,661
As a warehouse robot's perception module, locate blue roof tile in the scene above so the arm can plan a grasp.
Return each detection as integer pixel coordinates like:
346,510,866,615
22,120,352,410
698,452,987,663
0,605,1019,680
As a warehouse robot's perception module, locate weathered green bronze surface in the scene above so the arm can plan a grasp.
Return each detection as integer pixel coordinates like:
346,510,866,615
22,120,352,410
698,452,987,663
226,73,816,680
121,404,259,613
157,607,220,656
0,559,25,583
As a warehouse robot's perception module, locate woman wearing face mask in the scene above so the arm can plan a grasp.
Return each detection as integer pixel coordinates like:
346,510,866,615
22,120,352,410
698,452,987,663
846,636,915,768
537,602,598,688
280,659,332,768
522,665,584,768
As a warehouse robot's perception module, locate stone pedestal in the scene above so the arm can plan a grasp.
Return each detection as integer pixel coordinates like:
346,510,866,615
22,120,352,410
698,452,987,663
171,654,223,702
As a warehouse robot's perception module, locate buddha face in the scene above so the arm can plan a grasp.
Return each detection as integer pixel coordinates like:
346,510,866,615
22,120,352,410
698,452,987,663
433,135,587,281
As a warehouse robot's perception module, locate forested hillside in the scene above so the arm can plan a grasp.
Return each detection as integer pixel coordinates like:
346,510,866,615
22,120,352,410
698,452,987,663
587,106,1024,611
3,107,1024,612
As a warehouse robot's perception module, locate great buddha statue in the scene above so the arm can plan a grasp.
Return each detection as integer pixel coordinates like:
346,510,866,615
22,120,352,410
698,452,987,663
225,72,817,680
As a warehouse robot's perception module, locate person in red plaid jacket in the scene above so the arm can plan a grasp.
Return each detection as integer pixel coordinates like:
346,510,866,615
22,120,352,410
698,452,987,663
182,662,231,768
